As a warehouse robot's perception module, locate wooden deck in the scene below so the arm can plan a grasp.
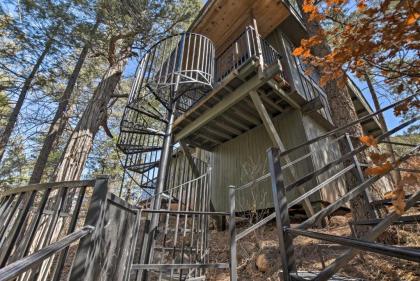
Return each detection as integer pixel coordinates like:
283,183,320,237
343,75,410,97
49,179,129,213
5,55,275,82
173,60,382,151
173,60,300,150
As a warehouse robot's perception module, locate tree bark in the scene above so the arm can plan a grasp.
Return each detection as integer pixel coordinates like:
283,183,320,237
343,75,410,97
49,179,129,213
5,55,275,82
0,37,54,163
54,57,127,182
29,20,100,184
296,1,376,231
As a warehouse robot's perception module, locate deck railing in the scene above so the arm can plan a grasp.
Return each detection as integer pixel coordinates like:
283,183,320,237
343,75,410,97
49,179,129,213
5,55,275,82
0,177,139,281
227,95,419,280
215,26,282,83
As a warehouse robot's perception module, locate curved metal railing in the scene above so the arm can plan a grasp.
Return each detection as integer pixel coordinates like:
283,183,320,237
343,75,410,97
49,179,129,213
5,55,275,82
117,33,214,184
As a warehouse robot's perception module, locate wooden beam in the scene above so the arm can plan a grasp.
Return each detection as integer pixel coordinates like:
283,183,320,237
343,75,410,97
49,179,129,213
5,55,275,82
202,96,252,133
249,90,315,218
174,67,243,128
174,64,280,141
267,80,301,109
212,95,260,127
219,112,251,131
252,17,264,73
249,91,283,148
302,96,323,113
180,141,201,177
203,126,233,140
208,120,242,136
260,94,284,113
233,103,261,125
195,130,223,145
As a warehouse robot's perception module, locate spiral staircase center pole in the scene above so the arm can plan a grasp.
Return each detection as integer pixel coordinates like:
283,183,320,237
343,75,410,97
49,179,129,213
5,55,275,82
142,99,178,280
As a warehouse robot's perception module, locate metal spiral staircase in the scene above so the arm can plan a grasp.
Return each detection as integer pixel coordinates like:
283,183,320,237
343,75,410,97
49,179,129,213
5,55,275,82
117,33,214,194
117,33,219,280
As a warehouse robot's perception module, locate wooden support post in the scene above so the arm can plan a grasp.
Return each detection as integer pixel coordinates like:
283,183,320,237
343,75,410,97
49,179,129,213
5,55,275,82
180,141,201,177
228,186,238,281
69,176,109,281
267,147,296,280
252,17,264,74
249,90,315,218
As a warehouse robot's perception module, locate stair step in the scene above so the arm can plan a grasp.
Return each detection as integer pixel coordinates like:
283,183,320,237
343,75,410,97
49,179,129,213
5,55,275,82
126,161,160,173
117,144,162,154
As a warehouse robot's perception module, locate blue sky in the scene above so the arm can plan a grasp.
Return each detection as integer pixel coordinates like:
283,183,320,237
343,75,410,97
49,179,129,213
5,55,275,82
349,74,401,129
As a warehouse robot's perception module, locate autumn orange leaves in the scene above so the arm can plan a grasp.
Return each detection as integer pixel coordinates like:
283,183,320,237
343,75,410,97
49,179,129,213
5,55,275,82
293,0,420,93
358,134,418,214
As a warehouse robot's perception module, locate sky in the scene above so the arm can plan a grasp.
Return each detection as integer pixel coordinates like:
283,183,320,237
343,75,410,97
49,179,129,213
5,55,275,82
2,0,408,137
349,74,402,130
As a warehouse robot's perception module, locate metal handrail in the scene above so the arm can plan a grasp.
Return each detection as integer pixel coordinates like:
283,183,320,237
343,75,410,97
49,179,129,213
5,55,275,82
278,94,417,157
0,226,94,281
139,168,211,205
230,114,419,245
232,96,417,196
286,227,420,262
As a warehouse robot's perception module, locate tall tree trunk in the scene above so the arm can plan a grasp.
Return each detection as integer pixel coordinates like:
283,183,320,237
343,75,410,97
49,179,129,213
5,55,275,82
0,37,54,163
29,20,100,184
54,58,127,182
296,1,376,231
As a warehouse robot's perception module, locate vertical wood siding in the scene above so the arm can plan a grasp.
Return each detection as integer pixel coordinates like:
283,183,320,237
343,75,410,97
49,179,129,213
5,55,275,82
209,110,319,212
302,115,348,203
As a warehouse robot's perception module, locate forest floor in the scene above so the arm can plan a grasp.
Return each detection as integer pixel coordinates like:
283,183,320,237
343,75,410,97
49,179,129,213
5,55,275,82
207,209,420,281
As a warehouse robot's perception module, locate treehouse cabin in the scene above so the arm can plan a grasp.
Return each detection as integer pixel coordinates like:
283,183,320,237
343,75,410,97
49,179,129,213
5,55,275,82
117,0,383,213
169,0,383,212
0,2,413,281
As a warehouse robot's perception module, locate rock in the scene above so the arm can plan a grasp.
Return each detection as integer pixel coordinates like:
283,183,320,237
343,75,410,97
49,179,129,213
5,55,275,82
256,254,269,272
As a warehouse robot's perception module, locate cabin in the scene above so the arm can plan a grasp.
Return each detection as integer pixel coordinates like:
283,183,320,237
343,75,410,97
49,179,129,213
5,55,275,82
168,0,383,212
0,2,412,281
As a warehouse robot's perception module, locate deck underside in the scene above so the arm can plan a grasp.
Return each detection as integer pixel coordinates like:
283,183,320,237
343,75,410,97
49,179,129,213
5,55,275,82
173,61,297,150
173,60,382,151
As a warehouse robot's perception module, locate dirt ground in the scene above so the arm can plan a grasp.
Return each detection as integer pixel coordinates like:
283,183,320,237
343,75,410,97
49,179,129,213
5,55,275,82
207,210,420,281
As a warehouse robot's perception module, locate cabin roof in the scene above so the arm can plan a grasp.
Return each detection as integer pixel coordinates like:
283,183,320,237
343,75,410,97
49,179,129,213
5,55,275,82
189,0,289,49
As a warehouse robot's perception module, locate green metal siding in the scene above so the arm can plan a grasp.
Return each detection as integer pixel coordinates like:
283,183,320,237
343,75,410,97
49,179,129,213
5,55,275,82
209,110,319,212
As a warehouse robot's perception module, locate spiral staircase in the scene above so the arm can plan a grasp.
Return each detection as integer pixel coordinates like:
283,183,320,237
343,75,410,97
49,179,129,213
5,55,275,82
117,33,214,193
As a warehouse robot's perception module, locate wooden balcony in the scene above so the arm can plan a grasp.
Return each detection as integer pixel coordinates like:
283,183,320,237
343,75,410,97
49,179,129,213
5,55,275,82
172,27,294,150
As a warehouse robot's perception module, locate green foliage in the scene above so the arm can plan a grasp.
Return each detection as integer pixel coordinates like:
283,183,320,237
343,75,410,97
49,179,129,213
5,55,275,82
0,0,203,186
0,136,31,186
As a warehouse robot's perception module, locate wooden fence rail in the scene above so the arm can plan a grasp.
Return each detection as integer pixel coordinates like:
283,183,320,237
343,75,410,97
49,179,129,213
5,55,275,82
0,226,94,281
0,176,139,281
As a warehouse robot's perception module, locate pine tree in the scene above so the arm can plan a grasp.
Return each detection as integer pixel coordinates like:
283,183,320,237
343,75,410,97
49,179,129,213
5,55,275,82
295,0,377,233
0,0,80,163
54,0,202,181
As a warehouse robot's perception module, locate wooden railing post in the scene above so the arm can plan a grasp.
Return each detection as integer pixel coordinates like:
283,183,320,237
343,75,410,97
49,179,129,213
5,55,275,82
252,18,264,73
69,175,109,281
228,185,237,281
267,147,296,281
